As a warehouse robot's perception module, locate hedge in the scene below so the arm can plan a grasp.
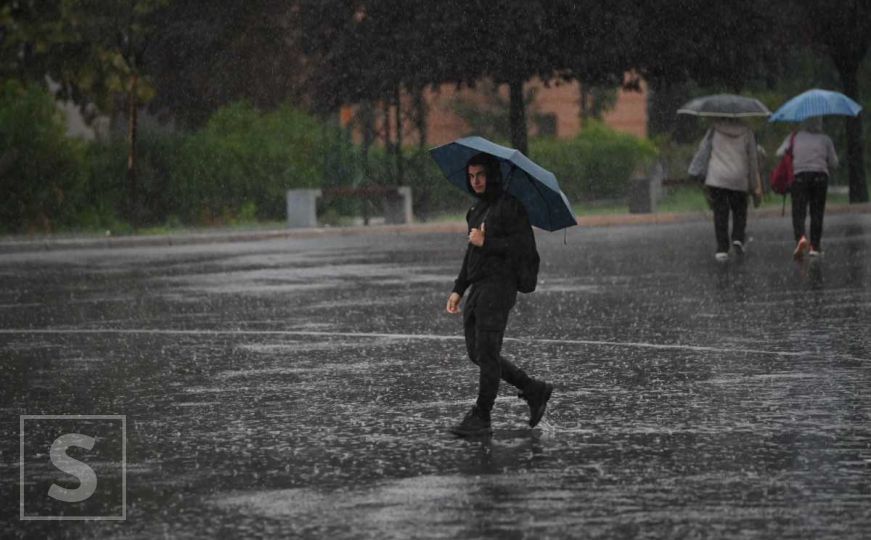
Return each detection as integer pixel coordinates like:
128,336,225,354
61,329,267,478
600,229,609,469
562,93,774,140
0,81,88,233
169,102,348,224
531,121,658,202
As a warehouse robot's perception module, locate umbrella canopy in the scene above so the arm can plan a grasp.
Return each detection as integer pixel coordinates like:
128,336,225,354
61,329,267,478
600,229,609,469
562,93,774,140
429,136,576,232
677,94,771,118
769,89,863,122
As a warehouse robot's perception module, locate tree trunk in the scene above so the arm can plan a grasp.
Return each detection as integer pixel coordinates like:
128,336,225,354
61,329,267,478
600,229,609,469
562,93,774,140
508,79,528,155
838,64,869,202
360,100,375,179
127,72,139,228
413,87,428,153
394,85,404,186
579,84,589,124
382,99,394,184
0,148,19,177
412,87,430,219
359,100,374,225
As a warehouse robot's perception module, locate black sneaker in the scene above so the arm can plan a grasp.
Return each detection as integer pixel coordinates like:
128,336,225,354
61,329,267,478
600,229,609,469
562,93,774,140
518,381,554,427
449,406,492,437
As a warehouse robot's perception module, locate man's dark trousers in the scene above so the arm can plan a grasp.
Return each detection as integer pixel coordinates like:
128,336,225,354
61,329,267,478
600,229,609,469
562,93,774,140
462,279,532,414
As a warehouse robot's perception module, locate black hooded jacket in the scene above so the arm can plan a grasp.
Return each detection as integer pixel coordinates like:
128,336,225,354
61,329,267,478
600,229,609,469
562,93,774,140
452,179,532,296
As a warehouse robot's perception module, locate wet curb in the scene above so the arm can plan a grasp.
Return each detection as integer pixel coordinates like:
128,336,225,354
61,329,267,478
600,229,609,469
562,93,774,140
2,203,869,254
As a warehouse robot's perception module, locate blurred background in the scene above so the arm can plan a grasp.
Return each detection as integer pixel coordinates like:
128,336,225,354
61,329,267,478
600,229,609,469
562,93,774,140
1,0,869,234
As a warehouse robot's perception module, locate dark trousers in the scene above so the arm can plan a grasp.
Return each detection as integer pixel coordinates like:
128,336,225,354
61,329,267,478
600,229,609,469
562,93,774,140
709,186,748,253
791,172,828,249
462,282,532,414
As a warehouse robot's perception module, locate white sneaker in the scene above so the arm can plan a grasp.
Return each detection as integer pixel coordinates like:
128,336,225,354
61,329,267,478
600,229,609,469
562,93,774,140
715,252,729,262
809,249,821,258
732,240,745,255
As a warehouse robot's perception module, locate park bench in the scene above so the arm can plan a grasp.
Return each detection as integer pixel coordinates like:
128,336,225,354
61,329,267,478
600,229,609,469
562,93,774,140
286,185,413,228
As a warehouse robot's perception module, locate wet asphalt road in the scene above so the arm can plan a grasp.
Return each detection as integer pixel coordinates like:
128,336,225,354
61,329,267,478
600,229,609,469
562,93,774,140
1,212,870,538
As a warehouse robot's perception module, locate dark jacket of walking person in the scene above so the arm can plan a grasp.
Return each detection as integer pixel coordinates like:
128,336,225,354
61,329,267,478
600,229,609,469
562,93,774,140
445,152,552,437
689,119,763,261
776,117,838,258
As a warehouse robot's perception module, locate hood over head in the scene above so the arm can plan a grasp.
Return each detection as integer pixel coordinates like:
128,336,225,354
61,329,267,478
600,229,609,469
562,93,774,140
466,152,504,201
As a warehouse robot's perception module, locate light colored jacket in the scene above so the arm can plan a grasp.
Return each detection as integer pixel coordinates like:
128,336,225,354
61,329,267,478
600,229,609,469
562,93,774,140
776,131,838,176
689,122,760,193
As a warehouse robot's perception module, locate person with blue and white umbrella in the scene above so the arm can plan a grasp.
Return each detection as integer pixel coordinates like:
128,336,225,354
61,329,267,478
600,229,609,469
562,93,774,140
775,117,838,259
770,89,860,259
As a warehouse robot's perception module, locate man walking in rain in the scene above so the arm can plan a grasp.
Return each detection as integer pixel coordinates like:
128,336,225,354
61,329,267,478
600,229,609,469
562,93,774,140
446,153,553,437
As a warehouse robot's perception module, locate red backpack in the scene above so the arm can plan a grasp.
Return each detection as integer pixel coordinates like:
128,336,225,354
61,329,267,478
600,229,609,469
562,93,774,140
770,132,797,195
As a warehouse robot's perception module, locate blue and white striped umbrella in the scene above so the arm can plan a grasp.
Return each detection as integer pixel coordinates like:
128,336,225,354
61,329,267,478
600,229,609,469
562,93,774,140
769,89,863,122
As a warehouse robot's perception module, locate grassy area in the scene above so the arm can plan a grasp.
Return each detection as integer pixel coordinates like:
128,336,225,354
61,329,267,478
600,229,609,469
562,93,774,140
3,187,857,240
604,185,854,216
657,186,710,213
377,186,854,223
571,186,710,216
426,212,467,223
134,220,289,236
15,219,292,239
574,201,628,216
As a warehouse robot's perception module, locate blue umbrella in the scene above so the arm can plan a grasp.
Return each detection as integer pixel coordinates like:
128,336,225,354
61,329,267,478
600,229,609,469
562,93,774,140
769,89,863,122
429,136,576,231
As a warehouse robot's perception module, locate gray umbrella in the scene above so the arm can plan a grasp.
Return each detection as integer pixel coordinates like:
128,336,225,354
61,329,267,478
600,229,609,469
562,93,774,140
677,94,771,118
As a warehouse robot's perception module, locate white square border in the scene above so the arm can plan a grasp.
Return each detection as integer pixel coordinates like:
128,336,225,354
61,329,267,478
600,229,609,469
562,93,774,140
20,414,127,521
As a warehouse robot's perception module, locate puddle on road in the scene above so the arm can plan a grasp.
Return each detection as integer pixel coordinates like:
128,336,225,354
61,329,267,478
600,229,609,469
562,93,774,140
210,467,864,538
237,338,397,355
3,218,871,537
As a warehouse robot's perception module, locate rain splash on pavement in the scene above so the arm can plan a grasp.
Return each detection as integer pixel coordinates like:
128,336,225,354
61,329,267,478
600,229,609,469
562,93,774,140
1,213,870,538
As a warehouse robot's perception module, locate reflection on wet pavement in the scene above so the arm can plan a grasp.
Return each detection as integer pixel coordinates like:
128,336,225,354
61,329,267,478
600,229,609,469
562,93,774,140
1,215,870,538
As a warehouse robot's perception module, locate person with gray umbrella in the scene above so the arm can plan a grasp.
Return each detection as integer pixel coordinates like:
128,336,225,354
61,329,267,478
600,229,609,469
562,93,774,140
689,119,763,261
681,95,767,261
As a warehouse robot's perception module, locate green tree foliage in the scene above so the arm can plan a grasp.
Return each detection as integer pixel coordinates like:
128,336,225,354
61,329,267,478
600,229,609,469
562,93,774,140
145,1,308,128
0,0,167,110
300,0,440,186
548,0,637,126
170,102,349,224
550,0,637,89
0,81,86,233
636,0,783,137
449,81,550,143
301,0,436,111
532,121,657,201
0,0,174,226
634,0,783,91
301,0,582,156
435,0,565,154
798,0,870,202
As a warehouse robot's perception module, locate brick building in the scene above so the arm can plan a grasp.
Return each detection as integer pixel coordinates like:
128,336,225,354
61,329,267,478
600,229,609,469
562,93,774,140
341,77,648,147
